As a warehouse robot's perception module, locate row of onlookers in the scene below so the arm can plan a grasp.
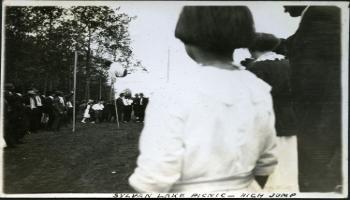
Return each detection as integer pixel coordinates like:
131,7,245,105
3,84,74,148
80,92,149,124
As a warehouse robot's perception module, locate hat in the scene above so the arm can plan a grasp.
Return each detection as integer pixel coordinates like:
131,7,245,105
249,32,281,52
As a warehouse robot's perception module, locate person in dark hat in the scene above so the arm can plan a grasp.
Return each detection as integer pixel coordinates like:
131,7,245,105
51,92,65,132
123,93,133,123
4,83,21,148
276,6,342,192
23,90,39,133
244,32,298,191
132,93,141,122
43,91,55,130
4,83,28,147
31,88,44,130
138,93,148,123
116,93,125,123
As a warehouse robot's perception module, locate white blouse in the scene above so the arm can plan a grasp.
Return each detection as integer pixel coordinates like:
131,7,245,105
129,65,278,193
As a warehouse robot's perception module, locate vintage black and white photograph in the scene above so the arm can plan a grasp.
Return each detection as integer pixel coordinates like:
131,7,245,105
0,0,348,198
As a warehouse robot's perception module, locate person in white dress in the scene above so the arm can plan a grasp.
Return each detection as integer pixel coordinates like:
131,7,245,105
81,100,93,123
129,6,278,193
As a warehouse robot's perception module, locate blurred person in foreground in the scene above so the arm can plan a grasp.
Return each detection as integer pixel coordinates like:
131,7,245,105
244,33,299,192
129,6,277,193
279,6,342,192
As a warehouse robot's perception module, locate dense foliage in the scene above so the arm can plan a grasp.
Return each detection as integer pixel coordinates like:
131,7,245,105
5,6,139,100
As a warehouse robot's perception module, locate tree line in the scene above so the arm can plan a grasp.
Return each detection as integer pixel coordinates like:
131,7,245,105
5,6,141,101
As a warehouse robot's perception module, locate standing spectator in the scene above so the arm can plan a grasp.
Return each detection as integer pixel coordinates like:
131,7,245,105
104,100,116,122
33,88,44,130
4,83,26,148
40,92,49,128
116,93,125,123
56,91,68,127
13,91,28,143
51,92,65,132
45,91,55,130
123,93,133,123
138,93,149,122
101,101,109,122
24,90,39,133
92,100,105,123
132,93,141,122
281,6,341,192
81,100,94,123
78,100,87,121
65,91,74,124
4,98,16,148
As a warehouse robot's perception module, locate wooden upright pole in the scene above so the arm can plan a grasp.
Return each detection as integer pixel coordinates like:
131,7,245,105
72,51,78,132
112,79,120,128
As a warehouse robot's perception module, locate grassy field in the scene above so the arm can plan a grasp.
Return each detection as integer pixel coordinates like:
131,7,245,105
4,121,143,193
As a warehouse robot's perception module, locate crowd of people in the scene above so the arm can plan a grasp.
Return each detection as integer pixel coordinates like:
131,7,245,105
79,92,149,124
4,82,150,149
3,84,74,148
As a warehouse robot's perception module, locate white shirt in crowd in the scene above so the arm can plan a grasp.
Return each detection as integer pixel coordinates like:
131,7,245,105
58,96,65,106
35,95,43,107
29,97,36,109
140,98,144,105
129,65,278,193
66,101,73,108
92,103,104,111
123,98,133,106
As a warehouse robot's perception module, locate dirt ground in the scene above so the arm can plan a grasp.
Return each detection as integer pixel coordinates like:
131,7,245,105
4,121,143,193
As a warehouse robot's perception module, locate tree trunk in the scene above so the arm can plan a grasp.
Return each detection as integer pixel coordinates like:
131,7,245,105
48,78,51,91
85,28,92,100
99,78,102,100
85,78,90,100
68,63,72,91
43,72,48,95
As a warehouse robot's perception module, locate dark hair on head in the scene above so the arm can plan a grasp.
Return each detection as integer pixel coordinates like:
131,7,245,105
175,6,255,54
283,6,307,17
249,33,280,52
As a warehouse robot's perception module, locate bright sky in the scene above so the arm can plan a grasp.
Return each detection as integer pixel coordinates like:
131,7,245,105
111,2,301,97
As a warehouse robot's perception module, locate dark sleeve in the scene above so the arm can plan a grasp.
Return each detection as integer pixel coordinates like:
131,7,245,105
246,62,269,84
290,6,341,100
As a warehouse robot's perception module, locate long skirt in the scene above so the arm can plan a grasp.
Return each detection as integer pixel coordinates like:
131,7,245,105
83,108,90,118
264,135,299,192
